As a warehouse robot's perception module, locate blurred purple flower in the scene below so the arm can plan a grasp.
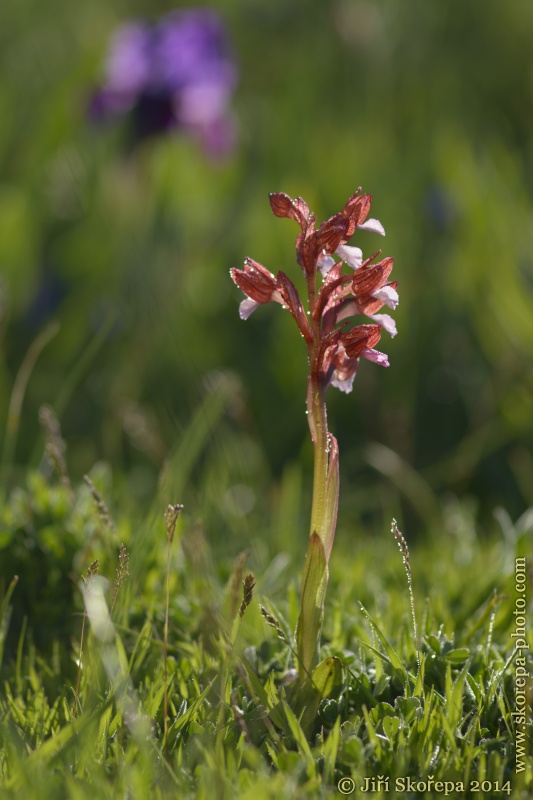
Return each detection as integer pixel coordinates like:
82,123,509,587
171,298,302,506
91,8,238,157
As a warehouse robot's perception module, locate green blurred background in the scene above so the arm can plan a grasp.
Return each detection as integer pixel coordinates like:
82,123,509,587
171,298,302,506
1,0,533,568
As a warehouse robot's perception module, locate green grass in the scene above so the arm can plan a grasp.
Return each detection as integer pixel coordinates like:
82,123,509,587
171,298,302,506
0,446,531,799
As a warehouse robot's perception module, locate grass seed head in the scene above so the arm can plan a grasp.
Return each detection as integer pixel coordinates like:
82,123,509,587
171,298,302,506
82,559,100,584
83,474,116,531
112,544,129,606
260,604,288,643
165,503,184,543
239,572,256,618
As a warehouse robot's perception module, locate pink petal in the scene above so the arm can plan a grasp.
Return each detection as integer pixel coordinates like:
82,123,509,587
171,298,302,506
335,244,363,269
239,298,260,320
318,254,336,277
330,371,356,393
369,313,397,337
372,284,399,309
360,347,390,366
335,300,357,323
357,218,385,236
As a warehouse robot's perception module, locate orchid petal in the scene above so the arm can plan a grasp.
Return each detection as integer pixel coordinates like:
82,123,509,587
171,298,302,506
360,347,390,366
357,218,385,236
335,300,357,323
330,372,356,393
335,244,363,269
318,254,336,277
239,298,260,320
369,313,397,337
372,284,399,309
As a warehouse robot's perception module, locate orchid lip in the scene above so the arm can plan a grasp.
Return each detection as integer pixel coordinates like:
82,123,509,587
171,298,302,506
357,218,385,236
330,374,356,393
369,313,397,338
360,346,390,367
335,244,363,269
372,284,399,309
239,298,260,319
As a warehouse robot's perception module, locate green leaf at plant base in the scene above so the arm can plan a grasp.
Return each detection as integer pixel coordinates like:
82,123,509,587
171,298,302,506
294,656,343,737
312,655,343,697
296,532,328,677
240,655,288,733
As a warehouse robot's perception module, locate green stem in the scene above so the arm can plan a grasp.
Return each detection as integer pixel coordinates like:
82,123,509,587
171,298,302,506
296,376,337,678
296,276,341,679
308,379,329,544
